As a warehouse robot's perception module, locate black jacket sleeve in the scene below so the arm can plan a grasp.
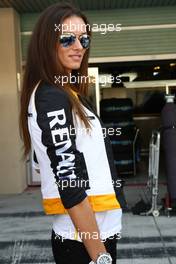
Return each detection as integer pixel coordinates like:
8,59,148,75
35,82,88,209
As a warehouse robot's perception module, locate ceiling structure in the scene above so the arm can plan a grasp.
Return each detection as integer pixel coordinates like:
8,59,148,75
1,0,176,13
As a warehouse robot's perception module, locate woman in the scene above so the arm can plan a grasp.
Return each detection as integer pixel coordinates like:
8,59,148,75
20,3,122,264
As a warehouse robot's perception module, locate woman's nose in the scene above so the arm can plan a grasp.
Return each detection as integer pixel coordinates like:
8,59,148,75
73,38,83,50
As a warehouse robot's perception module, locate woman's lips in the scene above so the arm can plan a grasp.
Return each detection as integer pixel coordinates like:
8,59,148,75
69,55,82,61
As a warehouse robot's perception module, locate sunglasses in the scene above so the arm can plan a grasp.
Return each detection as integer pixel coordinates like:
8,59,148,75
59,33,90,49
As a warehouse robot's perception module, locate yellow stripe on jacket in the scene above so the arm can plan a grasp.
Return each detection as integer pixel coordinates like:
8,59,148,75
43,194,121,215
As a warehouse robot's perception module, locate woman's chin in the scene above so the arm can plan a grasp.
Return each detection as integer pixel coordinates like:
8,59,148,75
71,63,81,70
66,60,81,70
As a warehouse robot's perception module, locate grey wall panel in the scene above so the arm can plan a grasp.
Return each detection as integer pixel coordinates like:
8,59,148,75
20,6,176,61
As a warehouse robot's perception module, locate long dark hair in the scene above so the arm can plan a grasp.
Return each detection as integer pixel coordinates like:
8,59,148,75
20,3,91,158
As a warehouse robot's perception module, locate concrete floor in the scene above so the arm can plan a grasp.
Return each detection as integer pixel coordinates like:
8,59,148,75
0,156,175,264
0,183,176,264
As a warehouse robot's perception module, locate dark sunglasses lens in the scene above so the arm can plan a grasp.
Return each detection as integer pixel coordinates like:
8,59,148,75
80,35,90,49
60,35,76,47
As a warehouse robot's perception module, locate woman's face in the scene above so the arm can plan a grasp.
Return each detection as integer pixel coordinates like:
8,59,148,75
57,16,88,73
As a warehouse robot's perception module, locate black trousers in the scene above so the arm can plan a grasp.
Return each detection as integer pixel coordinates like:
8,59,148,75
51,229,117,264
